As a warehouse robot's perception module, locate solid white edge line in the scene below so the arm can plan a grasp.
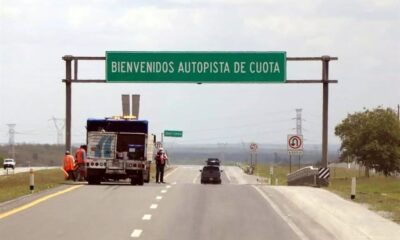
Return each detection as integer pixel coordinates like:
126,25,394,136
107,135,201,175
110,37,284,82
224,167,232,182
150,204,158,209
131,229,143,238
193,172,200,184
164,167,179,179
252,186,310,240
142,214,152,220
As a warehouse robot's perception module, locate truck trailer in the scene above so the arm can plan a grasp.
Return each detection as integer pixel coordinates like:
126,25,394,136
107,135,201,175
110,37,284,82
85,118,155,185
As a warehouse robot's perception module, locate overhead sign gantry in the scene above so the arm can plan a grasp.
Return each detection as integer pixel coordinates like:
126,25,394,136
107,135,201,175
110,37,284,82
62,52,337,170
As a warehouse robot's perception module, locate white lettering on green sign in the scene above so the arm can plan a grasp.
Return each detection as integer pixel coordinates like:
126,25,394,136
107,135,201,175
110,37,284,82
110,61,281,74
106,52,286,83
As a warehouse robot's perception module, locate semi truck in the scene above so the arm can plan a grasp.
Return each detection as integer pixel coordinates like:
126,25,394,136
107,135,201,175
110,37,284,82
85,117,155,185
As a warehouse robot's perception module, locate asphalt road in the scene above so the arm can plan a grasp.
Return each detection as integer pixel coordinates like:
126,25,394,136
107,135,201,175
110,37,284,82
0,165,399,240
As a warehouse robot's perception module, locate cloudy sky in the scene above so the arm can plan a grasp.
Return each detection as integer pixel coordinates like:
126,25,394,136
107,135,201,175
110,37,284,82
0,0,399,148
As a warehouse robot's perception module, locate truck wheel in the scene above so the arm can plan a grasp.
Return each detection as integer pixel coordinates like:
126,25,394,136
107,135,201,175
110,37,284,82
130,177,137,185
137,174,144,186
88,176,100,185
144,169,150,183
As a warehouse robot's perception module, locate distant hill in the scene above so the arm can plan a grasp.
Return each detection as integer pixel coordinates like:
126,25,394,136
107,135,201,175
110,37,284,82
0,143,341,167
0,144,68,167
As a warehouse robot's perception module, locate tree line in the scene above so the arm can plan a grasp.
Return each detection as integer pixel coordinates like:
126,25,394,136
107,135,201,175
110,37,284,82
335,107,400,176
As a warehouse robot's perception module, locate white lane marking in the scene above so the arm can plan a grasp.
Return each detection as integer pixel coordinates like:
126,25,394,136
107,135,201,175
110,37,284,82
161,189,167,193
131,229,143,238
172,181,177,185
142,214,152,220
164,167,179,179
193,173,200,184
156,196,162,200
252,186,310,240
224,168,232,182
166,185,171,189
150,204,158,209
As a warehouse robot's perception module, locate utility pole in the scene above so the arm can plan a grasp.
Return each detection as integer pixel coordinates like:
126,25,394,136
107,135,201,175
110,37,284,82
7,124,16,159
50,117,65,145
295,108,303,135
295,109,303,169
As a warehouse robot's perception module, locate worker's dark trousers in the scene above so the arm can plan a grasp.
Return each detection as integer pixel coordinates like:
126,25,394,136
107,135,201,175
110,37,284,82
67,170,76,181
156,164,165,183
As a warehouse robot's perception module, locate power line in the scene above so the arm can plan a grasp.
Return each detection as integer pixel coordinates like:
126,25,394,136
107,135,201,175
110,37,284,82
49,117,65,145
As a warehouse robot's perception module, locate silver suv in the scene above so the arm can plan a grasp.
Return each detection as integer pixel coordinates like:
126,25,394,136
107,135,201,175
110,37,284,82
3,158,16,169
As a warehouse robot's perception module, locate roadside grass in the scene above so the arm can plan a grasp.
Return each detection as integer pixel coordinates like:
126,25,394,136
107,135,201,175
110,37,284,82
242,163,304,185
0,168,65,203
326,167,400,224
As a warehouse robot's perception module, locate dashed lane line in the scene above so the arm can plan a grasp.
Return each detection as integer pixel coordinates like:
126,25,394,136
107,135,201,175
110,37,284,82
161,189,167,193
131,229,143,238
150,204,158,209
156,196,162,200
142,214,152,220
166,185,171,189
0,185,83,220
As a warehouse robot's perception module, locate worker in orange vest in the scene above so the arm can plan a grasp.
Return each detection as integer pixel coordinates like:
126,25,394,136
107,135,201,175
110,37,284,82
64,151,76,181
74,145,86,181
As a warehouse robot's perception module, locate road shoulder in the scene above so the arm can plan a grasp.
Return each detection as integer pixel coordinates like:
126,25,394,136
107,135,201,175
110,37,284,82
260,186,400,240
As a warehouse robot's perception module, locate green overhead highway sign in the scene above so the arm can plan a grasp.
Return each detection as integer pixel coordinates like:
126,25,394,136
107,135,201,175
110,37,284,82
164,130,183,137
106,51,286,83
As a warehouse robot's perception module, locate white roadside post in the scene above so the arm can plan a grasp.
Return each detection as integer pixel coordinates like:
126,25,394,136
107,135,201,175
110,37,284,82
29,168,34,193
351,177,356,200
270,166,274,184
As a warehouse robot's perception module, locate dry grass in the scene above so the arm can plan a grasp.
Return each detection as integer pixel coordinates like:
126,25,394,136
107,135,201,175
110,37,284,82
0,169,65,203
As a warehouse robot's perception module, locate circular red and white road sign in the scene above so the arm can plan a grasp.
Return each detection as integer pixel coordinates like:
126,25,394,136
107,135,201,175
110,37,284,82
287,135,303,150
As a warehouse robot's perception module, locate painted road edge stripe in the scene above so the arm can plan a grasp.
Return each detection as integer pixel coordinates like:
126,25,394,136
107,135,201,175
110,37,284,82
164,167,179,179
252,186,310,240
0,185,83,219
131,229,143,238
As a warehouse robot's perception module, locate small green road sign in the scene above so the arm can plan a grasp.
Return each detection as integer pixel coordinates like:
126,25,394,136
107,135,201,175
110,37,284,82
164,130,183,137
106,51,286,83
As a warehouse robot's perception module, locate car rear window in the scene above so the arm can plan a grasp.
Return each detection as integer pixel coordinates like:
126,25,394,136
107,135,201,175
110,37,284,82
203,166,219,172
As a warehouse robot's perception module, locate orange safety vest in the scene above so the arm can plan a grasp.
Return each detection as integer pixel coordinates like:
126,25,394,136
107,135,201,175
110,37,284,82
75,148,86,164
64,155,75,171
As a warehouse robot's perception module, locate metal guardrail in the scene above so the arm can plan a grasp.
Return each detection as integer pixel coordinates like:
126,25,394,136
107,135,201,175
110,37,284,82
287,166,318,186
